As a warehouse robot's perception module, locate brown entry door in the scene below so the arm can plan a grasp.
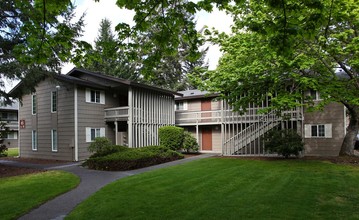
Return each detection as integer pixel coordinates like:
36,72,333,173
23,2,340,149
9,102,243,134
202,127,212,151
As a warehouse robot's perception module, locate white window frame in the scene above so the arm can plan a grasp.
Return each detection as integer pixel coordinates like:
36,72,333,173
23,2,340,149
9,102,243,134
175,101,188,111
308,90,321,101
32,94,37,115
85,88,105,104
304,124,332,138
51,129,58,152
32,130,37,151
6,131,18,139
86,127,105,142
51,91,57,113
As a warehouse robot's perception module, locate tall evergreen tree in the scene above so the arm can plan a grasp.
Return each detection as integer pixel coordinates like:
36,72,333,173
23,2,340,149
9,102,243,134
118,0,207,90
74,18,138,80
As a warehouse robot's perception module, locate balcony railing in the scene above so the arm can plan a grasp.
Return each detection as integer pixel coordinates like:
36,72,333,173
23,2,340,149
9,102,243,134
175,107,303,125
104,106,129,121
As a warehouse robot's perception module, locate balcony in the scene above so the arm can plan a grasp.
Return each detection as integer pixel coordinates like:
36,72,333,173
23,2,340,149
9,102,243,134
104,106,129,122
175,108,303,126
175,110,222,125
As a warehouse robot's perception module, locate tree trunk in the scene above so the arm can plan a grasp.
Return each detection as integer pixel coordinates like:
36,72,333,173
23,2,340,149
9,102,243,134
340,104,359,156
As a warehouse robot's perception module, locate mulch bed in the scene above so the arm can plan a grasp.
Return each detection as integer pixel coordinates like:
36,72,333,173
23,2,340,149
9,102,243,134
0,157,72,178
0,164,44,178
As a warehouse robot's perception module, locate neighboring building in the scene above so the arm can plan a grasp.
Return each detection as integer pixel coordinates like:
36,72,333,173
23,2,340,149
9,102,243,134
10,68,178,161
0,101,19,148
175,90,346,156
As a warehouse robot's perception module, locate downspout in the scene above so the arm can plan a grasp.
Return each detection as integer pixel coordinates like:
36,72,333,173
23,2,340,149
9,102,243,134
74,84,79,161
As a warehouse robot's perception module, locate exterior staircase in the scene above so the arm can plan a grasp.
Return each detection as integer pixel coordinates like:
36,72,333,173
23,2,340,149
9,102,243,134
223,111,281,155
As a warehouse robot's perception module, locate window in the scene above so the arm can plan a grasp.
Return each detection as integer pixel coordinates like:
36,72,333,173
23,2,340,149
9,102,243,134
311,125,325,137
175,101,187,110
51,129,58,152
309,89,321,101
304,124,332,138
32,130,37,151
6,132,18,139
86,127,105,142
32,94,37,115
1,112,17,121
85,89,105,104
51,91,57,112
91,90,100,103
91,128,101,141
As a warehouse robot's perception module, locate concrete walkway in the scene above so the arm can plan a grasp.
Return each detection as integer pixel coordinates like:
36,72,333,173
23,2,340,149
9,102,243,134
1,154,215,220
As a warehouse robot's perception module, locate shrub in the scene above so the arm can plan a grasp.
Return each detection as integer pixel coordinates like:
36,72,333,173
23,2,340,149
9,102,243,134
88,137,112,154
85,145,184,171
158,126,184,150
0,139,7,157
90,145,129,158
182,131,199,153
264,129,304,158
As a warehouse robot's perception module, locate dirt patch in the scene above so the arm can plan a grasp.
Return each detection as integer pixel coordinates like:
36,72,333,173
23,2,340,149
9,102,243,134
1,157,71,165
0,164,44,178
182,153,202,158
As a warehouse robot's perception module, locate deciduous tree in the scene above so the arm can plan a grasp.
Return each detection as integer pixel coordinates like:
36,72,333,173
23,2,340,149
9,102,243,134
0,0,84,101
199,0,359,155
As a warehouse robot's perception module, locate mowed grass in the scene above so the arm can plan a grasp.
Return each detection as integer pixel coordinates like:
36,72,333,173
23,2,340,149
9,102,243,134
67,158,359,220
0,171,80,220
6,148,19,157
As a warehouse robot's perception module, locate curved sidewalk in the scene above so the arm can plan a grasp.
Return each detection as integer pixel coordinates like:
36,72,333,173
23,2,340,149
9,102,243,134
1,154,215,220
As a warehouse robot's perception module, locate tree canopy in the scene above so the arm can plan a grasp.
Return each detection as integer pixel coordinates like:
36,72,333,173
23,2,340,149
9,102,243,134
198,0,359,155
0,0,84,101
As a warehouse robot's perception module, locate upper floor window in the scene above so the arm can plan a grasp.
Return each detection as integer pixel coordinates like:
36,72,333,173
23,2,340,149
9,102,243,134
304,124,332,138
175,101,187,110
309,89,321,101
51,91,57,113
32,94,37,115
85,89,105,104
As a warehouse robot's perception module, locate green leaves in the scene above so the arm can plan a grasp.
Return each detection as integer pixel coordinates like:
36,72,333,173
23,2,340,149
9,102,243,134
1,0,84,100
195,0,359,115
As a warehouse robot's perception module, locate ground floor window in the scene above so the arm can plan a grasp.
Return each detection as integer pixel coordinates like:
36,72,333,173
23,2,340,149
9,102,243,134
32,130,37,151
86,127,105,142
304,124,332,138
51,129,58,152
6,131,18,139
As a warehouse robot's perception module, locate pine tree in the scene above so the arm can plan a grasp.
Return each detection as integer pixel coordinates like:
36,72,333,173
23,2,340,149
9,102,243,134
75,18,138,80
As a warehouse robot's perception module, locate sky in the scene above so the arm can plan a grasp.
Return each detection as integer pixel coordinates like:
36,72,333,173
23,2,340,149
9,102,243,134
61,0,233,73
4,0,233,92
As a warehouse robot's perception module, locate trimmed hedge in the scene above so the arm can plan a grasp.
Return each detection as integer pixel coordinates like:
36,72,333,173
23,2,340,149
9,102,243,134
86,146,184,171
158,126,184,150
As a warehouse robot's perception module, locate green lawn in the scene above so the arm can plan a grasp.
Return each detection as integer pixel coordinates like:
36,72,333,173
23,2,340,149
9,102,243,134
68,158,359,220
0,171,80,220
6,148,19,157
